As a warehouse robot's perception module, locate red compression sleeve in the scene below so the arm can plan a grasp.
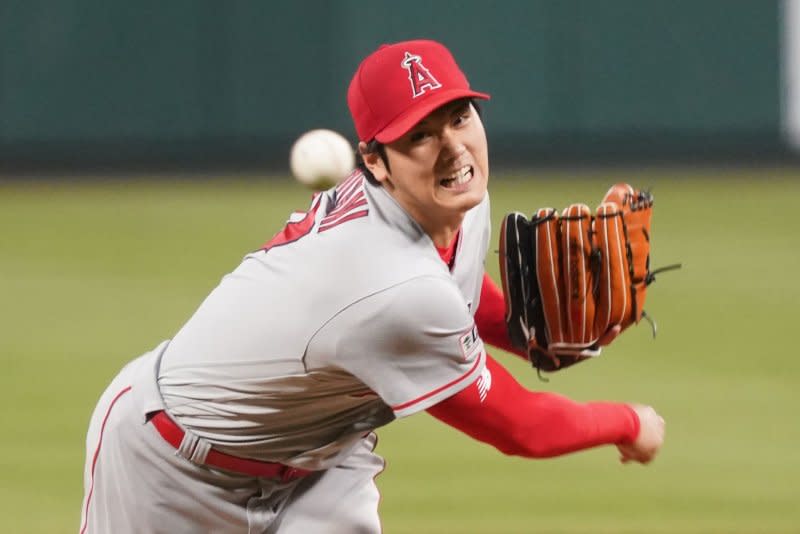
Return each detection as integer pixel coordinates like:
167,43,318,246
474,273,528,359
427,354,640,458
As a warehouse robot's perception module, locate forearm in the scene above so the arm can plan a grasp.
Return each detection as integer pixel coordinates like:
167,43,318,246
474,273,529,360
427,354,639,458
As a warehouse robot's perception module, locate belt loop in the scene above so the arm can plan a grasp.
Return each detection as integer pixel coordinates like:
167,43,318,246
189,439,212,464
150,410,314,480
280,467,299,483
177,429,211,465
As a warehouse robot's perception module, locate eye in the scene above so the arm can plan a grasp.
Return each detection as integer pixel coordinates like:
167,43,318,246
452,106,471,127
409,130,430,143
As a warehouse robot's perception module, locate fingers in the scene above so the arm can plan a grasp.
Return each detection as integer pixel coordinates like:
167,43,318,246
617,442,647,464
602,183,635,207
533,208,564,346
617,444,652,465
598,325,621,347
617,404,665,465
593,202,630,331
560,204,594,344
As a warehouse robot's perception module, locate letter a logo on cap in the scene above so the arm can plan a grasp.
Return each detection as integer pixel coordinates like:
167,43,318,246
401,51,442,98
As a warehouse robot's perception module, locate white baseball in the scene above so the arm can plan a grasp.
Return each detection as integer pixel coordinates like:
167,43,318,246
289,129,355,190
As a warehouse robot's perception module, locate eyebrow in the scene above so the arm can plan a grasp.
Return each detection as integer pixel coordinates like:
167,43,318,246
448,100,471,114
416,100,471,128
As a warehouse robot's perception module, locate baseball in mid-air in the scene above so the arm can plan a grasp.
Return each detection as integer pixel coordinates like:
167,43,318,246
290,129,355,190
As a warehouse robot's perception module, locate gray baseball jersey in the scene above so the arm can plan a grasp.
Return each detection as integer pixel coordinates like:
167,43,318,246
80,171,491,533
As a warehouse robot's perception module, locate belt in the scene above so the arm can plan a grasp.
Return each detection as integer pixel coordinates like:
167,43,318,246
149,410,312,482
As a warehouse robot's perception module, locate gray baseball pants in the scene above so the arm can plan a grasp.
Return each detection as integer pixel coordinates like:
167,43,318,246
79,345,385,533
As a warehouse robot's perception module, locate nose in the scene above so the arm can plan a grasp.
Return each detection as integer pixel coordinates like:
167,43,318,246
440,128,466,162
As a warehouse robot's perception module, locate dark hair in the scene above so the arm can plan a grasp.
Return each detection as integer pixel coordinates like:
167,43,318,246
356,99,483,186
356,141,389,185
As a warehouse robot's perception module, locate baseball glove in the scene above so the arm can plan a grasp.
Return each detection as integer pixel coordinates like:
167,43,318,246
499,183,678,373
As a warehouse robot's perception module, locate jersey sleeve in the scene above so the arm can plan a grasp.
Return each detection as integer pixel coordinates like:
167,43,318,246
308,275,486,418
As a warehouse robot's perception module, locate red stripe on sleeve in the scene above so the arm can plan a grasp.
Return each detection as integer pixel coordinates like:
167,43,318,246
392,354,482,412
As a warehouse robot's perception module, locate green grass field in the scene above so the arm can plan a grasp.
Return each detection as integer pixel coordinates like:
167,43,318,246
2,169,798,533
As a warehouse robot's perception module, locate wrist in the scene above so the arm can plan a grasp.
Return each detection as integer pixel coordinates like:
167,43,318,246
585,401,641,445
619,404,641,444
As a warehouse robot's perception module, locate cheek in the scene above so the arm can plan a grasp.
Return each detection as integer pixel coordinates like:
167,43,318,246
478,144,489,172
396,153,436,184
465,121,489,173
472,138,489,176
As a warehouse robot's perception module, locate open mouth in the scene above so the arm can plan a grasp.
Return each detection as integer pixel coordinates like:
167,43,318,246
439,165,474,189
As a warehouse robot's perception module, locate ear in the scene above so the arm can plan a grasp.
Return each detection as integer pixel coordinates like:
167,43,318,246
359,142,390,184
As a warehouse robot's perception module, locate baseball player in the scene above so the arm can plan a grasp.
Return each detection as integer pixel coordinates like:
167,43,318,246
80,39,665,533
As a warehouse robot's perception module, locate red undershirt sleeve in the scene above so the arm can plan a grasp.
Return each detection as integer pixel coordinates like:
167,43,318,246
426,354,640,458
474,272,528,360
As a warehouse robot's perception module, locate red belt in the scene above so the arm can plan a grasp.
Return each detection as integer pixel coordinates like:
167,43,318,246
149,410,312,482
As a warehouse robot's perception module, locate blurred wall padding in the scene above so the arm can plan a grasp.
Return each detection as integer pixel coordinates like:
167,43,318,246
0,0,782,171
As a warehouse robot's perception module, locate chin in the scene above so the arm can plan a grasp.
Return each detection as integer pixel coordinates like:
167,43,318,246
461,174,487,203
448,187,486,213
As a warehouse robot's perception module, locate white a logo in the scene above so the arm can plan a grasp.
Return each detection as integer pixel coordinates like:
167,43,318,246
401,51,442,98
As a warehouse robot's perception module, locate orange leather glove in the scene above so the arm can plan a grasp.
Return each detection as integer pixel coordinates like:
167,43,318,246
499,183,673,372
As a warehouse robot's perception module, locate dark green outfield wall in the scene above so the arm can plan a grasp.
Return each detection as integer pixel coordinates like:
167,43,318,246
0,1,782,170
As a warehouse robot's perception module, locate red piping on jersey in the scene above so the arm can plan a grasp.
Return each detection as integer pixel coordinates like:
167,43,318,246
80,385,132,534
318,204,369,233
391,354,482,412
325,194,367,219
335,171,363,200
261,193,323,251
322,191,366,222
326,173,364,215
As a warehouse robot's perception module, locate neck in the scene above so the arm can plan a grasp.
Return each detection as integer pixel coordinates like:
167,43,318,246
377,181,468,247
421,216,464,248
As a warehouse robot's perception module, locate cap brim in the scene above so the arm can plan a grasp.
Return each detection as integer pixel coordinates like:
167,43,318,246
374,89,490,143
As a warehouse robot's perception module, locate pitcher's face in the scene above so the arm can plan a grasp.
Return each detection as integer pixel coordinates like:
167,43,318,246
367,99,489,228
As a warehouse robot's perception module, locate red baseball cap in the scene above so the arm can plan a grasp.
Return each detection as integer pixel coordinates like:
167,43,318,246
347,39,490,143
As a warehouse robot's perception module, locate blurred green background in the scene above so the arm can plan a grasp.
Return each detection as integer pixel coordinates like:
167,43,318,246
0,0,784,169
3,1,800,532
1,171,798,533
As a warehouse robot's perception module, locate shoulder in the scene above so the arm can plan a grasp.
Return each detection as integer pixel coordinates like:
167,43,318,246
368,275,471,330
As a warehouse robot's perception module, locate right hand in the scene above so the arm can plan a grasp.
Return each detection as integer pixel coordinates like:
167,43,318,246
617,404,665,464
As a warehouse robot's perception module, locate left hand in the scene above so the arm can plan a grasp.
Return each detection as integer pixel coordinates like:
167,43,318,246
499,184,655,372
